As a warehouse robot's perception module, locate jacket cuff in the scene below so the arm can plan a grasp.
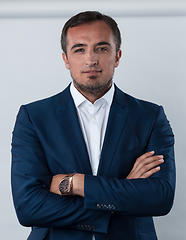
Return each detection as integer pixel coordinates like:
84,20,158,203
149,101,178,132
83,174,111,233
84,175,117,211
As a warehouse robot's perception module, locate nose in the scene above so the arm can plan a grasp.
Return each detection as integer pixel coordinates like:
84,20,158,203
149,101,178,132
85,51,98,66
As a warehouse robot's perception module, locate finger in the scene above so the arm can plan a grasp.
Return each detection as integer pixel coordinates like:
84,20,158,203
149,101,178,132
137,157,164,176
135,154,164,171
127,152,164,179
134,151,156,169
146,157,164,170
136,151,155,162
128,156,164,179
141,166,161,178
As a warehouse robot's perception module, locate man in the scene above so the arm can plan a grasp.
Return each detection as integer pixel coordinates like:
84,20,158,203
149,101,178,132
11,11,175,240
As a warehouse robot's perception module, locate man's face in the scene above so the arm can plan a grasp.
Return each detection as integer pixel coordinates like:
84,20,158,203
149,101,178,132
62,20,122,100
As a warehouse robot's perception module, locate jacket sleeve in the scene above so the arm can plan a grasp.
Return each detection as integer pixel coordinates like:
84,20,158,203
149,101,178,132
11,105,111,233
84,106,175,216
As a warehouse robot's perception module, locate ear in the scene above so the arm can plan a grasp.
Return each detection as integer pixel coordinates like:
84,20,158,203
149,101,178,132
62,52,70,70
114,49,122,68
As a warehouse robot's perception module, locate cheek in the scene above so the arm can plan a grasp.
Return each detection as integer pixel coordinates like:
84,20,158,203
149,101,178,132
68,62,82,79
103,59,116,73
69,58,83,70
68,62,79,73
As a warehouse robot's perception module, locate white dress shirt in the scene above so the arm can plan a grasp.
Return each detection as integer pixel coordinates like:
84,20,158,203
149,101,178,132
70,82,114,239
70,82,115,176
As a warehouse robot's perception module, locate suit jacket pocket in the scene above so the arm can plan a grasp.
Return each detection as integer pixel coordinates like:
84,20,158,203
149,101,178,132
27,227,49,240
139,232,158,240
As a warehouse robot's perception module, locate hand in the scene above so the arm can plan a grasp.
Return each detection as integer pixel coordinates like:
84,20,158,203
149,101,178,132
127,151,164,179
50,174,66,195
50,173,85,197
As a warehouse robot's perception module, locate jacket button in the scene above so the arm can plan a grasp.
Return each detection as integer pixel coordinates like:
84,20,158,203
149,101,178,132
88,225,92,230
97,204,101,209
103,204,109,209
92,225,96,231
108,204,112,210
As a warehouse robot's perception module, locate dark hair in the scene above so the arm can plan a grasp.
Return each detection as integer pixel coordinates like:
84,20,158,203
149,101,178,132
61,11,121,55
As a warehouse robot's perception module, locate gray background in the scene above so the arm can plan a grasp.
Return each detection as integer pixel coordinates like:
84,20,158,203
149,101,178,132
0,1,186,239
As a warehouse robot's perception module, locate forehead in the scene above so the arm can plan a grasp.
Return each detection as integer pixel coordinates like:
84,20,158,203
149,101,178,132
66,20,115,47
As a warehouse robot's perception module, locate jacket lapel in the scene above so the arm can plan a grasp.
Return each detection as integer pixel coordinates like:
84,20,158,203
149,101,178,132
97,86,129,176
57,85,92,174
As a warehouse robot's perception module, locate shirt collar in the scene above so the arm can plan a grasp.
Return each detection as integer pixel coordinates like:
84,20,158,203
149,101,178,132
70,82,115,108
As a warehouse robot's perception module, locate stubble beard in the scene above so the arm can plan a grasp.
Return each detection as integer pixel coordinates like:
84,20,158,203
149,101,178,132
71,73,114,98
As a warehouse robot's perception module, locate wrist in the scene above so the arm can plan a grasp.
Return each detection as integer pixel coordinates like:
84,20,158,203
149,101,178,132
72,173,85,197
59,173,75,196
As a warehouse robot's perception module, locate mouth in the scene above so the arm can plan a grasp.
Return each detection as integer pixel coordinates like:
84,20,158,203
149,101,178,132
83,69,102,76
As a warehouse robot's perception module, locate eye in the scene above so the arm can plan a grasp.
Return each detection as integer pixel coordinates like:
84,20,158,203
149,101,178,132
96,47,108,52
74,48,85,53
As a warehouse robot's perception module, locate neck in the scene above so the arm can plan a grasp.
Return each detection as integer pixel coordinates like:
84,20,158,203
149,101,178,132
73,82,112,104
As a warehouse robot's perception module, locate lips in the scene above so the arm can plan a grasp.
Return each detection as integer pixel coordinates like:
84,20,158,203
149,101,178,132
83,69,102,74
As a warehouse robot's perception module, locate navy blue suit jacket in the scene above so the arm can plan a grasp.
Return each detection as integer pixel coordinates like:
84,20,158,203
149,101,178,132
11,85,175,240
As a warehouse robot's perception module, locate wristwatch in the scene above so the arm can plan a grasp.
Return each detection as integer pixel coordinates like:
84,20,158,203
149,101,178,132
59,173,75,196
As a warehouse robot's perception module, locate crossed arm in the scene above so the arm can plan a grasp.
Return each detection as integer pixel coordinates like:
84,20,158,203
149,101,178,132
50,151,164,197
11,104,175,230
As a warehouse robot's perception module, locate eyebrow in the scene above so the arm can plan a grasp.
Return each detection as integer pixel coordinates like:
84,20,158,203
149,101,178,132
71,43,87,51
96,41,111,47
70,41,112,51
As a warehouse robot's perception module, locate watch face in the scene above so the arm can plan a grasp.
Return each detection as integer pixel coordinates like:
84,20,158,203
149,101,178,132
59,178,70,195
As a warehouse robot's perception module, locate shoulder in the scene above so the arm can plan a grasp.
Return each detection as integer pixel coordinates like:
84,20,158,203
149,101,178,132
26,92,61,108
16,85,72,121
23,84,71,111
114,85,160,113
114,86,171,133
